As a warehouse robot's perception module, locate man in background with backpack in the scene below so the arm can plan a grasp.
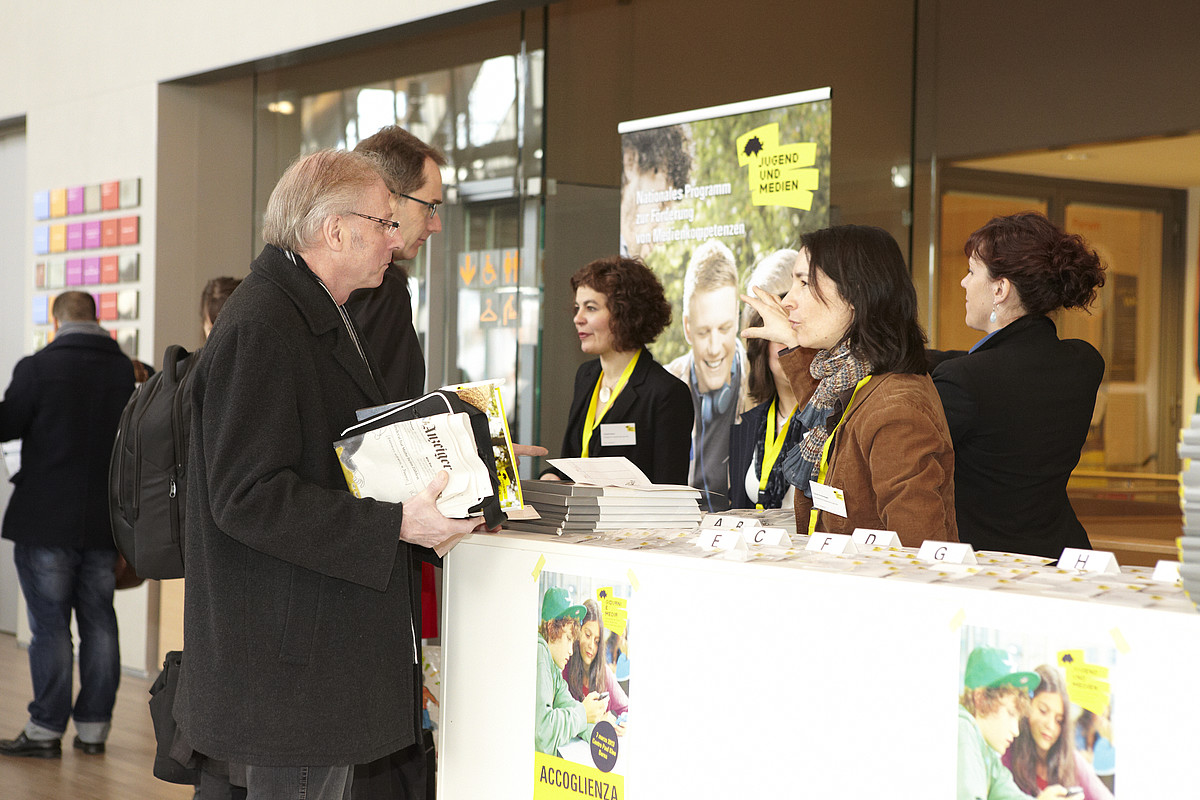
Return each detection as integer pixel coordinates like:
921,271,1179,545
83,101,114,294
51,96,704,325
0,291,135,759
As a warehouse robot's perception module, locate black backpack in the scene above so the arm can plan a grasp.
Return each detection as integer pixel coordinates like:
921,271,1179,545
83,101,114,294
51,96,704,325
109,344,198,580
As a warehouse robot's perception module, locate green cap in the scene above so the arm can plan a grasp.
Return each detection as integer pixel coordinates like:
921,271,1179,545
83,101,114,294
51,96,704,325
964,647,1041,694
541,587,587,623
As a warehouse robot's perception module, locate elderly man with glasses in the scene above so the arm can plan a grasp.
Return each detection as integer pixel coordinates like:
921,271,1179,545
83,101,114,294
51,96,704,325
174,149,484,800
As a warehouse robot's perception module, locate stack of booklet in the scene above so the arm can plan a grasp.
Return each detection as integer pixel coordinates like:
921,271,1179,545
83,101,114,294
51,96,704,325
504,457,702,535
1179,414,1200,607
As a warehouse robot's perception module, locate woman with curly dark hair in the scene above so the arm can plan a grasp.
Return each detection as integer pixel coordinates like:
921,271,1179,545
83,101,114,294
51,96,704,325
543,256,693,484
931,211,1107,558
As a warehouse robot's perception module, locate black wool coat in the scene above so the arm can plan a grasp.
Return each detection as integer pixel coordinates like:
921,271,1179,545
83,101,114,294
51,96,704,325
932,315,1104,559
555,349,693,485
345,263,426,403
175,245,423,767
0,331,134,548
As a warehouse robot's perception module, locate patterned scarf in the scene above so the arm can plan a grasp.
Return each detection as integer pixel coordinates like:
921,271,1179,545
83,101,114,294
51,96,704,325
781,341,872,495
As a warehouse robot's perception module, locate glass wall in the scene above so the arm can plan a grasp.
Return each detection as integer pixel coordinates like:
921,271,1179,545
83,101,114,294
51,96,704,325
254,17,547,455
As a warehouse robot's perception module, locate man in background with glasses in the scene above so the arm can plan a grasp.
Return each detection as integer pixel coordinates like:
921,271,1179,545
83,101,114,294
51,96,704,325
345,127,447,800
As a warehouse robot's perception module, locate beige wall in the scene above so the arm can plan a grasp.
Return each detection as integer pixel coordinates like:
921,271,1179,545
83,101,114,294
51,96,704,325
928,0,1200,160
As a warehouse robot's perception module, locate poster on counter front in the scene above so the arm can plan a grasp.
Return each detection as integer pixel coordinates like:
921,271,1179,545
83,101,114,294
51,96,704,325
956,625,1118,799
618,88,830,511
534,571,632,799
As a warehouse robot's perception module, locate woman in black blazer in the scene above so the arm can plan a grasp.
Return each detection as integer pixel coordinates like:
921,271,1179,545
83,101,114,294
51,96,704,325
932,212,1106,558
545,256,693,484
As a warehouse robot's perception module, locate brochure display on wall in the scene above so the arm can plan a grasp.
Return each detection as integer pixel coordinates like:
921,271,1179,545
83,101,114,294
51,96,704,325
957,625,1118,799
534,570,631,799
29,177,143,358
618,88,830,510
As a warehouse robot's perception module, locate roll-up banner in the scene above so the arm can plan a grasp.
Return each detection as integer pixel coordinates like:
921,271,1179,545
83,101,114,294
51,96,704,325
618,88,831,509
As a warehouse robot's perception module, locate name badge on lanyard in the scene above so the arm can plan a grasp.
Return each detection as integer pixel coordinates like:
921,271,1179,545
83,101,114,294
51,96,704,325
809,480,848,517
600,423,637,446
806,375,872,535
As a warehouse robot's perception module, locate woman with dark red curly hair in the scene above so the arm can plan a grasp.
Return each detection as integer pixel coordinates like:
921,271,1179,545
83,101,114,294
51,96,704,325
932,211,1107,559
543,256,693,484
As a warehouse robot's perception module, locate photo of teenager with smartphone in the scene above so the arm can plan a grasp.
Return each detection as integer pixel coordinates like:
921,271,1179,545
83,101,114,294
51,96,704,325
957,627,1118,800
534,574,632,799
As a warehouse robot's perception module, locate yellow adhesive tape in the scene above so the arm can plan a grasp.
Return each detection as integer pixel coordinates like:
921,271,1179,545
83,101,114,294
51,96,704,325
531,554,545,580
1110,627,1131,654
627,569,640,592
949,608,966,631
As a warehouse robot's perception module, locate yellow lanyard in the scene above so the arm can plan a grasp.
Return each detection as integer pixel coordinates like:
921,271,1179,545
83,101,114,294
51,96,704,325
807,375,872,534
581,350,641,458
756,397,796,510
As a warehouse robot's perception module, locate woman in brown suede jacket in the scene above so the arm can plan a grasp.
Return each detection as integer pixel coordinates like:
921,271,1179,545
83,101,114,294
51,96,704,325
743,225,957,547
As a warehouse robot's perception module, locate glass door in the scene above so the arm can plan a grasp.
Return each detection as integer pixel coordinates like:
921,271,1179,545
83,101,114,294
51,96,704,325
253,17,547,466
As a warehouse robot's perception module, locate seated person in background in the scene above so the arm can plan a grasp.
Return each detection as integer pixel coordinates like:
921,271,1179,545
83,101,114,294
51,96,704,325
563,599,628,719
957,647,1067,800
729,249,804,510
1074,707,1115,792
536,588,608,755
931,211,1105,558
1003,664,1113,800
742,225,957,545
607,626,630,697
544,256,692,484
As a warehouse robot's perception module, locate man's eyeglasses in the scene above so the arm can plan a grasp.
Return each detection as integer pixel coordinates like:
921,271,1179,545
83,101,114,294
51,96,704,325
397,192,441,220
352,212,401,236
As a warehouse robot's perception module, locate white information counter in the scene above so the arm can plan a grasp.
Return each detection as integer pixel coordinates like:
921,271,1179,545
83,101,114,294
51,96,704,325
439,528,1199,797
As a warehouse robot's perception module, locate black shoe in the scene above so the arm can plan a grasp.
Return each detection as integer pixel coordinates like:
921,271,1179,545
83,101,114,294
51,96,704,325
73,735,105,755
0,731,62,759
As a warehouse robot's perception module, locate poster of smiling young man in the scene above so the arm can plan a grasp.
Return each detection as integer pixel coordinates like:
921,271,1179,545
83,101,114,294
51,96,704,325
618,88,831,510
957,625,1118,799
534,571,632,799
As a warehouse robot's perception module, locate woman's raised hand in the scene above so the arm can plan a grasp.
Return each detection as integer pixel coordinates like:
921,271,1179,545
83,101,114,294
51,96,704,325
741,286,799,349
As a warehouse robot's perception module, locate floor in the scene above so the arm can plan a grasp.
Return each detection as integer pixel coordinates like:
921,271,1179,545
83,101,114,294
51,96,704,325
0,632,193,800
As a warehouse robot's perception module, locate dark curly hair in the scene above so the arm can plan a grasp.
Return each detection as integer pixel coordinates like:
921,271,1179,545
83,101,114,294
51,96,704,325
965,212,1106,317
571,256,672,351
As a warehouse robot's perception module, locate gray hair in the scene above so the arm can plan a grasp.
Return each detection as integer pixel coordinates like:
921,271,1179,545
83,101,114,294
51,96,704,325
741,248,797,328
262,149,386,252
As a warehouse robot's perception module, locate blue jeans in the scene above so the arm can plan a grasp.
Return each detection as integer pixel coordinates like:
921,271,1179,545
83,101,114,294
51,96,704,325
13,544,120,736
